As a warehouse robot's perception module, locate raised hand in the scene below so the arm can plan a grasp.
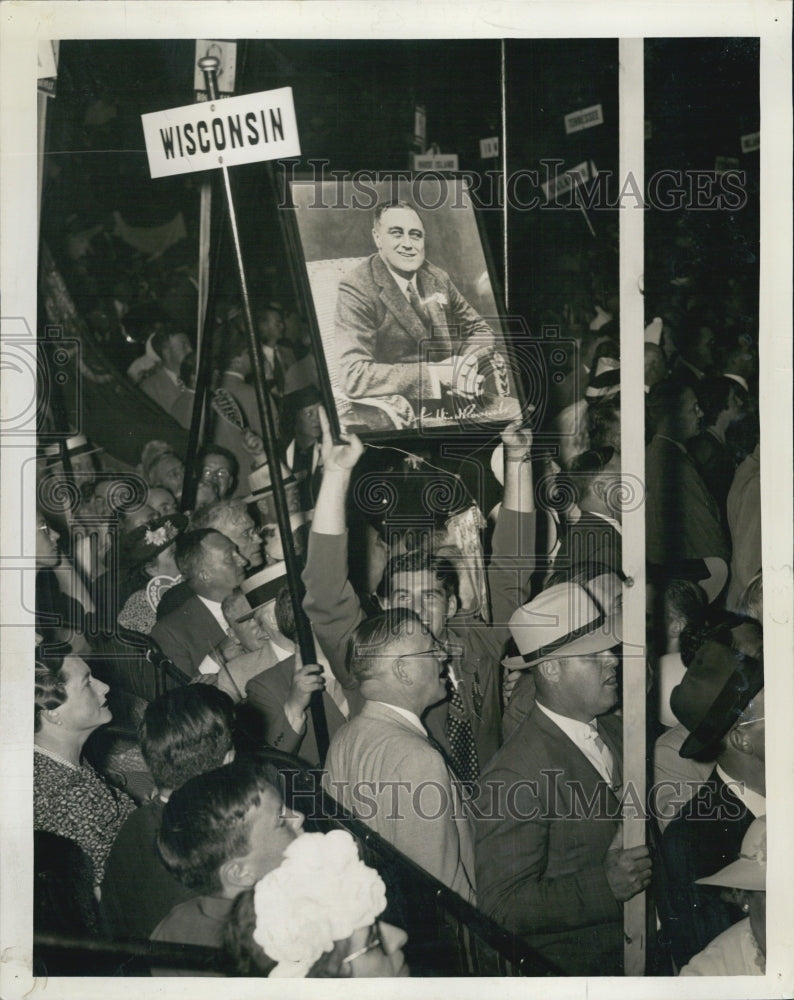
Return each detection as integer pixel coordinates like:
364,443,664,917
501,416,533,456
318,405,364,473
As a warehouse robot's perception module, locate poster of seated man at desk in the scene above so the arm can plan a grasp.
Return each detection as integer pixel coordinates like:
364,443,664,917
288,174,523,438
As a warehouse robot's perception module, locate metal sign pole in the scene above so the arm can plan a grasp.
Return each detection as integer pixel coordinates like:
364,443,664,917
198,56,329,762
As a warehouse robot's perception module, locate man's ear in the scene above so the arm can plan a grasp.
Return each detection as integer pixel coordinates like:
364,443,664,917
372,226,381,249
727,722,753,756
391,657,412,687
219,856,256,892
446,594,458,620
536,658,561,685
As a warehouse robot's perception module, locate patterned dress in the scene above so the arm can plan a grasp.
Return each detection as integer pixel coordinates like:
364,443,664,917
33,749,136,886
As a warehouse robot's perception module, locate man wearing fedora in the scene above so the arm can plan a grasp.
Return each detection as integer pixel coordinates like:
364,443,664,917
475,577,652,976
658,618,764,969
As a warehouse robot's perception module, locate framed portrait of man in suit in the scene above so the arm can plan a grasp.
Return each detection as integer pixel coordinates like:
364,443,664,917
286,174,525,439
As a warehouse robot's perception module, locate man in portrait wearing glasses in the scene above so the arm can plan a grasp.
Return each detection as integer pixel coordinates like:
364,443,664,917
324,608,476,902
335,200,495,414
659,618,765,969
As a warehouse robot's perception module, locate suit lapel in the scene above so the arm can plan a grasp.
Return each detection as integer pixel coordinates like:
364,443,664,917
531,706,622,804
416,269,450,344
372,255,429,345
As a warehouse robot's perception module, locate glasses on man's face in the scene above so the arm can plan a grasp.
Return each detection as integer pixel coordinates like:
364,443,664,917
393,647,452,668
201,466,232,483
342,922,384,965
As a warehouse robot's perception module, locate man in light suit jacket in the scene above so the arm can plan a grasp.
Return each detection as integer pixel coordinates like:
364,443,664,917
336,201,494,408
138,327,193,414
151,529,248,680
475,579,651,976
324,609,476,903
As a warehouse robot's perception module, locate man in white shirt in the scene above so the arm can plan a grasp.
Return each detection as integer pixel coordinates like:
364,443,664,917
323,608,476,903
475,578,651,976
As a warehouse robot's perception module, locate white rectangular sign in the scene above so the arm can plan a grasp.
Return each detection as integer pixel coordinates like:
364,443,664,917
480,136,499,158
564,103,604,134
141,87,301,178
541,160,590,201
413,153,459,171
740,131,760,153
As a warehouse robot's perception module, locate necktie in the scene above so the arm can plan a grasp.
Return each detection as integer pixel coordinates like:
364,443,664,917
445,685,480,785
407,280,431,327
585,722,614,786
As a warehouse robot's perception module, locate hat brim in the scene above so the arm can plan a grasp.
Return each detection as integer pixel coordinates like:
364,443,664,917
696,857,765,892
503,610,623,670
677,655,764,759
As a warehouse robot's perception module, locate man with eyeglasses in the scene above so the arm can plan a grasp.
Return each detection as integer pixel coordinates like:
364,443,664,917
196,444,238,500
659,618,765,969
304,408,536,785
324,608,476,902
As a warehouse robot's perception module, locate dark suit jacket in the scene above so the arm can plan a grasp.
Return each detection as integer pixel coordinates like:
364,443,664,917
336,253,493,401
645,434,730,565
554,511,622,576
245,656,348,767
101,799,193,940
659,770,755,968
150,594,226,680
156,579,192,620
475,705,624,976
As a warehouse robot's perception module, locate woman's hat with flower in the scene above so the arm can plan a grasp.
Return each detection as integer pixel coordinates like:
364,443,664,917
120,512,187,568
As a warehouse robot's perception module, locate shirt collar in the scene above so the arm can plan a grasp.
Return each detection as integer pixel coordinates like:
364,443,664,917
536,700,599,745
197,594,228,631
716,765,766,818
370,700,426,735
387,268,416,300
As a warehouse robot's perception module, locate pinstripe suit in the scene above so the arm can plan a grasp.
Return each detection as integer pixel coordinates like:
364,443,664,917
475,704,624,975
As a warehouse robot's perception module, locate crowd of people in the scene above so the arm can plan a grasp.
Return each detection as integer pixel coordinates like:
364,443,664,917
32,181,766,979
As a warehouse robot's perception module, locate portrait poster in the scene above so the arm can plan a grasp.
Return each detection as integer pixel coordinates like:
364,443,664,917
1,3,792,1000
288,174,524,439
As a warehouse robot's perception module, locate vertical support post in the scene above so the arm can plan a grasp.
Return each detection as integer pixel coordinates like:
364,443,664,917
180,172,224,514
198,56,329,762
619,37,647,977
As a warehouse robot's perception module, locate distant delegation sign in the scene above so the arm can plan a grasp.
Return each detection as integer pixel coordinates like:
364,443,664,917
564,103,604,135
141,87,301,178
